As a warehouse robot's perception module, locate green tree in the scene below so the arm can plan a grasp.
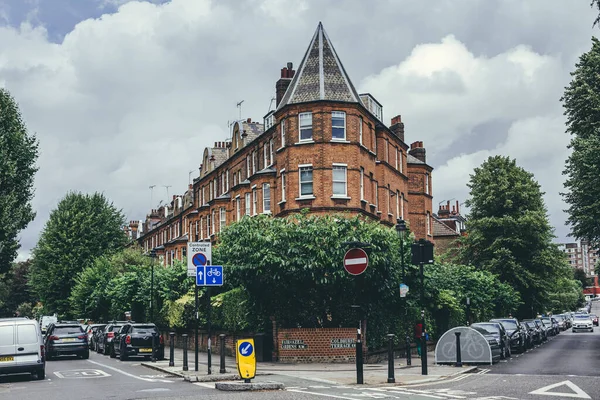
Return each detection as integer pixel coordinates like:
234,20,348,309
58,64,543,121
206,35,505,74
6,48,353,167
28,192,126,317
459,156,570,318
0,260,37,317
562,37,600,247
573,268,588,288
0,88,39,274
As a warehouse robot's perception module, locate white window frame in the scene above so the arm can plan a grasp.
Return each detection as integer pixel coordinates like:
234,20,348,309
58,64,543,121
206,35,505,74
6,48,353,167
374,180,378,210
395,147,399,170
401,193,404,219
298,164,314,198
211,210,216,235
226,169,229,192
263,144,268,169
360,167,365,201
252,151,257,174
252,188,258,215
220,207,226,231
399,150,403,173
263,183,271,213
427,212,431,236
359,117,363,145
331,111,346,141
245,193,251,216
269,139,274,165
396,190,400,219
387,185,392,215
213,178,217,198
221,172,225,194
236,197,241,221
209,181,213,201
332,164,347,197
280,169,286,202
246,155,250,179
425,173,430,195
207,214,212,236
233,171,237,187
385,140,389,162
299,112,313,142
281,119,286,147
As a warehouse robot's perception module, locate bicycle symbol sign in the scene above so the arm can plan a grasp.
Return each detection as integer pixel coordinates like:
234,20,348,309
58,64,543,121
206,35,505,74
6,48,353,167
196,265,224,287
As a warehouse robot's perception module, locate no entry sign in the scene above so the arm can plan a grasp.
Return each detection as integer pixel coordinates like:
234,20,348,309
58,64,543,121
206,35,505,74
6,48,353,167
343,248,369,275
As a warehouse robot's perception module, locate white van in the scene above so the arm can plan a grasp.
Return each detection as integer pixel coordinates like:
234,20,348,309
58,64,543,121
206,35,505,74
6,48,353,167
0,318,45,380
39,315,57,335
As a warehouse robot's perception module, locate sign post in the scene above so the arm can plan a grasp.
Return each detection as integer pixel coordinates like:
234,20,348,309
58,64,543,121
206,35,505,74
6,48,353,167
188,242,211,372
196,264,223,375
235,338,256,382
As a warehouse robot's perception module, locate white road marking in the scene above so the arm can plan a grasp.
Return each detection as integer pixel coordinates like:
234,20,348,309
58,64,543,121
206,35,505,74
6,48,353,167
54,369,110,379
529,380,591,398
136,388,170,392
86,359,173,383
287,389,360,399
193,382,215,389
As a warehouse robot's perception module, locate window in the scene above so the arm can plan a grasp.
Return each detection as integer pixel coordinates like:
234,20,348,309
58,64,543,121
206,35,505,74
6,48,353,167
211,210,216,235
269,139,274,165
399,150,403,173
17,325,37,344
236,197,241,221
233,172,237,187
400,194,404,219
245,193,251,216
396,190,400,218
360,168,365,200
195,221,199,241
427,212,431,236
332,111,346,140
202,186,206,204
388,185,392,214
221,172,225,193
220,207,226,231
332,164,347,196
252,188,258,215
385,140,389,162
374,180,378,210
252,151,257,174
359,117,363,145
213,178,217,198
209,181,213,201
207,214,211,236
299,165,313,197
299,112,313,141
395,147,399,170
226,170,229,191
263,144,268,169
199,217,204,239
238,170,241,184
281,119,286,147
425,173,430,195
281,171,286,201
263,183,271,213
246,155,250,179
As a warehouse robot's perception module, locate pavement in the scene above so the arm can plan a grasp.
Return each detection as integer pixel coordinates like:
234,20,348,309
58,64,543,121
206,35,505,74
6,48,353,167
141,346,477,387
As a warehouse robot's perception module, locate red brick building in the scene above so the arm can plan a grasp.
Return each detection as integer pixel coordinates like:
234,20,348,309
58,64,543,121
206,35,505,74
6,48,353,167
133,23,434,265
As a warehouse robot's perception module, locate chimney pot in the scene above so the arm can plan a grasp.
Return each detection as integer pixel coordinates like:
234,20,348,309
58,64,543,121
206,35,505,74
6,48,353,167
247,118,251,123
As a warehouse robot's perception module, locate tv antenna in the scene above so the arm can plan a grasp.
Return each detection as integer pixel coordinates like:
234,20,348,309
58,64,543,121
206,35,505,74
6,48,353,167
188,170,195,185
267,96,276,112
236,100,244,120
163,185,172,200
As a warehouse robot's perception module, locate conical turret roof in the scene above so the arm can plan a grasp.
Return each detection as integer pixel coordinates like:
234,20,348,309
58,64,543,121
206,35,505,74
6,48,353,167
277,22,361,111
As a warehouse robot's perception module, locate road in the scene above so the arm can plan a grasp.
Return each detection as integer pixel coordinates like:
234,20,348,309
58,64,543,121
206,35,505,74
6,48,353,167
2,305,599,399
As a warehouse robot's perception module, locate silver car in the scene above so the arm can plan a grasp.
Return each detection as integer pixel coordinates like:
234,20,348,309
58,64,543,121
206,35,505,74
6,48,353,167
572,314,594,333
0,317,46,380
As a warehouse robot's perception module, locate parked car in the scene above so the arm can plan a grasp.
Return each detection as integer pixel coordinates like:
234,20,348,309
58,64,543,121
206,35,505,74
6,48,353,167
572,314,594,333
0,317,45,380
112,323,165,361
490,318,527,353
589,314,599,326
533,319,549,341
519,321,535,348
97,321,131,355
554,314,567,331
85,324,106,350
471,322,511,359
469,325,502,363
541,317,558,336
523,319,545,343
44,322,89,360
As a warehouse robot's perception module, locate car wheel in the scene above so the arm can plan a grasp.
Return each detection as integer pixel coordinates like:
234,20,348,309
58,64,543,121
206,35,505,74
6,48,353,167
110,345,116,358
103,344,110,355
34,368,45,380
119,350,127,361
506,344,512,357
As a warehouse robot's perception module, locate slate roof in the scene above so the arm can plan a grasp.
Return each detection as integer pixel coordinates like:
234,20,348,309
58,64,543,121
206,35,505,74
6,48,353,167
241,121,264,145
212,147,229,169
407,154,425,164
277,22,361,111
433,217,459,237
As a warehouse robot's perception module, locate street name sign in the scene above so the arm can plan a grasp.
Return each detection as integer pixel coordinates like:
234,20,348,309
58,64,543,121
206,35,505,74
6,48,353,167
187,242,211,277
196,265,223,286
343,248,369,275
235,338,256,380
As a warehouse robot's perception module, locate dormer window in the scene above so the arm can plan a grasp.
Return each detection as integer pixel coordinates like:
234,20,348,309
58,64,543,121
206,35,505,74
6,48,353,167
299,112,313,141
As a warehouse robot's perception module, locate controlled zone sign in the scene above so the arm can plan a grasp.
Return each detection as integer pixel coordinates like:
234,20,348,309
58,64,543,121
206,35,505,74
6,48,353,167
343,248,369,275
187,242,211,277
235,338,256,380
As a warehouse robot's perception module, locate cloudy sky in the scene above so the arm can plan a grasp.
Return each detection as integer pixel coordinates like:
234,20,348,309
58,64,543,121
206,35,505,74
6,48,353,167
1,0,596,259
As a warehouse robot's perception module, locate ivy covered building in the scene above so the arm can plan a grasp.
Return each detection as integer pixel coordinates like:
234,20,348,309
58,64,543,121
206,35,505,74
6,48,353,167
130,23,434,265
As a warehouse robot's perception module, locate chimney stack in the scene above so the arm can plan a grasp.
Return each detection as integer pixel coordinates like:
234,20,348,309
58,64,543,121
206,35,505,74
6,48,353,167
389,115,405,142
276,62,295,107
409,141,426,163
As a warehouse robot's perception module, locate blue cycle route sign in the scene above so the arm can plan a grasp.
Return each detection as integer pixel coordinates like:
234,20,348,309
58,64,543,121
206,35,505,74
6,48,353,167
238,341,254,357
196,265,223,287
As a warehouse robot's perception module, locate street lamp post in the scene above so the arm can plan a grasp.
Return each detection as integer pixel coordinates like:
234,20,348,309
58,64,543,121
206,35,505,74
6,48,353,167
395,219,409,364
410,239,434,376
149,249,157,321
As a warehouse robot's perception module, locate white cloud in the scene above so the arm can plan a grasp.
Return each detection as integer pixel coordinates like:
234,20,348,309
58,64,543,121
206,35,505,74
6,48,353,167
0,0,595,260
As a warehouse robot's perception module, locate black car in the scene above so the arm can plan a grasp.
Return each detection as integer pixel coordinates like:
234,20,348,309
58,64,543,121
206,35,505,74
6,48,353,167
519,321,535,348
97,321,131,355
44,323,89,360
471,322,511,359
86,324,106,350
491,318,527,353
112,323,164,361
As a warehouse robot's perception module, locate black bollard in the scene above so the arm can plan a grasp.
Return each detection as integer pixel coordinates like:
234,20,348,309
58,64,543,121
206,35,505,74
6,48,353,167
405,335,412,366
455,332,463,367
151,332,157,363
169,332,175,367
356,328,364,384
387,334,395,383
182,334,189,371
219,334,226,374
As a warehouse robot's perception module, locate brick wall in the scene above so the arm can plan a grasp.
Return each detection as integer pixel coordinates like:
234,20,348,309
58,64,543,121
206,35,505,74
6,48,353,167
277,327,359,363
